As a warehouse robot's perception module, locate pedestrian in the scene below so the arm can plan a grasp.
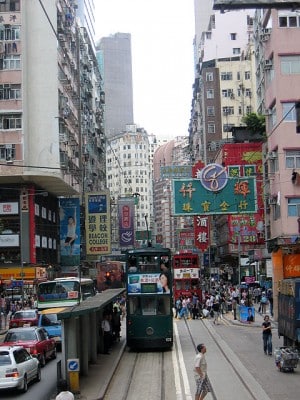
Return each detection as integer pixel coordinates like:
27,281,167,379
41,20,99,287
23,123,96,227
56,379,74,400
194,343,211,400
101,313,112,354
212,300,220,324
111,306,121,342
267,288,273,317
260,292,268,314
262,315,272,355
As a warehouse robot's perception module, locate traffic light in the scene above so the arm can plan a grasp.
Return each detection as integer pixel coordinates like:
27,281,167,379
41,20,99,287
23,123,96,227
105,272,111,285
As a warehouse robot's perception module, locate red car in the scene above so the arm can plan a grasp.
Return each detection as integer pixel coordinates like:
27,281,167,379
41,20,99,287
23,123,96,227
0,327,57,367
9,310,39,329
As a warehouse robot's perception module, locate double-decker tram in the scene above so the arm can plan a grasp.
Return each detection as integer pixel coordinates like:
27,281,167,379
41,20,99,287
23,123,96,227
125,247,173,350
173,251,201,300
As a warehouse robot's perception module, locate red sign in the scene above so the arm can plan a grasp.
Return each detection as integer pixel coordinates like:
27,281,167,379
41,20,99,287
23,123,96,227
194,215,210,252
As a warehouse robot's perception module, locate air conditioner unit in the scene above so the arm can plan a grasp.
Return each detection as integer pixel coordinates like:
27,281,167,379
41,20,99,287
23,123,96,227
260,32,270,42
265,109,272,116
264,60,273,69
268,197,277,206
58,34,64,41
268,151,277,159
262,28,271,35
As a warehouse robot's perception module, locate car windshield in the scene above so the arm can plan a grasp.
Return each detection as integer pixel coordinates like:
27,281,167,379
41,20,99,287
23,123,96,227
0,352,12,365
5,331,37,341
13,311,36,319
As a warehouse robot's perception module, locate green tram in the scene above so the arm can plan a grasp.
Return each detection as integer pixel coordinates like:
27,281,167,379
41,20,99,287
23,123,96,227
125,247,173,350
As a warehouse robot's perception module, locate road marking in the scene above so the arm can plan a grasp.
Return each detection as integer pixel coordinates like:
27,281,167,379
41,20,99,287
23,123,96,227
173,322,193,400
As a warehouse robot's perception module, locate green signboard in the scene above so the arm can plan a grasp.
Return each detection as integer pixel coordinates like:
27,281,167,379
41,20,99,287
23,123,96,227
173,176,257,216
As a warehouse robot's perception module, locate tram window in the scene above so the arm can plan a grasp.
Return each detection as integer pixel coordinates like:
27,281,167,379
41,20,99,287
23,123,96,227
184,280,190,290
191,279,200,289
129,296,141,315
142,297,156,315
157,297,169,315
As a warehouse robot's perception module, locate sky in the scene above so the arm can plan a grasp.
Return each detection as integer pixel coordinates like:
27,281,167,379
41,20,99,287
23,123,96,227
94,0,195,139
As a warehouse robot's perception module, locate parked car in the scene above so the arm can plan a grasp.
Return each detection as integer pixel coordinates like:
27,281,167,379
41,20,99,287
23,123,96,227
38,308,66,349
0,327,56,367
9,310,39,329
0,345,41,393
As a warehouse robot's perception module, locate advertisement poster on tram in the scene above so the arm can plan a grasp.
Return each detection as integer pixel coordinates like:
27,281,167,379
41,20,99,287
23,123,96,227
127,273,170,294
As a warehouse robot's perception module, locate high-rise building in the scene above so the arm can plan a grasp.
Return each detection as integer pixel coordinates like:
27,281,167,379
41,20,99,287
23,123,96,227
96,33,134,138
0,0,105,274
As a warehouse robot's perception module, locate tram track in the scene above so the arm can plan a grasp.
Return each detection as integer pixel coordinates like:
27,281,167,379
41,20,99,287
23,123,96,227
104,350,167,400
183,316,264,400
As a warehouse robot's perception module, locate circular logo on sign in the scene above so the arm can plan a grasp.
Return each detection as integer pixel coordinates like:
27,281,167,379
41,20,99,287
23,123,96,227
199,163,228,192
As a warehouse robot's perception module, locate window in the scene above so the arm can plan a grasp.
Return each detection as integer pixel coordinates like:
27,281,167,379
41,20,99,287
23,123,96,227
245,88,251,97
0,144,15,161
221,72,233,80
279,15,300,28
246,106,252,114
0,55,21,70
281,55,300,74
230,33,237,40
245,71,251,80
222,89,234,98
0,1,20,12
207,123,215,133
207,106,215,116
223,106,234,116
0,113,22,129
237,71,241,80
206,72,213,81
282,102,296,121
206,89,214,99
287,198,300,216
205,32,212,40
0,84,21,100
285,150,300,169
233,48,241,55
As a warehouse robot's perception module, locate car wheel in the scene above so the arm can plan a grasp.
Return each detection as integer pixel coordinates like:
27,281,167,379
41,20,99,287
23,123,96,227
35,365,41,382
39,353,46,367
20,375,28,393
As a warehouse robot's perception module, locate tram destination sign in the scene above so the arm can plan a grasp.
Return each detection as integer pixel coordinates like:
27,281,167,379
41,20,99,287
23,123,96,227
173,175,257,216
213,0,300,9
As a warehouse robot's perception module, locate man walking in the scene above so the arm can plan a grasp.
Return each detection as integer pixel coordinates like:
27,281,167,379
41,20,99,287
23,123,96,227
194,344,211,400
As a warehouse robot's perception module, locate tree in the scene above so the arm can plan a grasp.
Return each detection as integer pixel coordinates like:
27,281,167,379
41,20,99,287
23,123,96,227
242,113,266,136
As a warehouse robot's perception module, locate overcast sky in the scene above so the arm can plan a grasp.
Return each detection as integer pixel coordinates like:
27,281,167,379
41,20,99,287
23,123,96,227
94,0,195,139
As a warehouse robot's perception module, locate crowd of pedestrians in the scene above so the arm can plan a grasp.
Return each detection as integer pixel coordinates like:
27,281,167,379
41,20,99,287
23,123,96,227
0,292,37,330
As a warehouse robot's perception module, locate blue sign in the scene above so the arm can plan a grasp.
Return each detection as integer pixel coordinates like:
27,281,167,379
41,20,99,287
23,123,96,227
67,359,80,372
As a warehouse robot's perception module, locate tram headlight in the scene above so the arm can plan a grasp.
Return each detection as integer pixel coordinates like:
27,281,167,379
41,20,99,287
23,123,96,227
146,326,154,336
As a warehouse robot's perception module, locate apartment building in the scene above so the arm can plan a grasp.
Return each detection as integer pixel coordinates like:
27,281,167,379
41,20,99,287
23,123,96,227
0,0,105,274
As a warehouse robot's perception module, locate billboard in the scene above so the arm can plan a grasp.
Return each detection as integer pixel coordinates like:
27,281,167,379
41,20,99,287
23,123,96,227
213,0,300,9
59,198,81,266
85,191,111,256
118,197,135,247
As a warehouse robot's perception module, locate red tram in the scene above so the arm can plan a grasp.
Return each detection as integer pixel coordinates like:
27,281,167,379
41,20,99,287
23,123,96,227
173,252,201,300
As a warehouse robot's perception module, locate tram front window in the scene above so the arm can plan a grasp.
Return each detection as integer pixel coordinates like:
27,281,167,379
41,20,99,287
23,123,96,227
142,297,156,315
129,296,141,314
157,297,169,315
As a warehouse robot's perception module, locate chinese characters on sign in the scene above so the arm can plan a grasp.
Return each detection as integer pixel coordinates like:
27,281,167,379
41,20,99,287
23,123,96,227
118,197,135,247
194,216,210,252
85,192,111,256
173,163,257,216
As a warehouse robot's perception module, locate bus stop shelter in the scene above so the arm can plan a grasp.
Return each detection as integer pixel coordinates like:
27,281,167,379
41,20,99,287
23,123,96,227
57,288,125,382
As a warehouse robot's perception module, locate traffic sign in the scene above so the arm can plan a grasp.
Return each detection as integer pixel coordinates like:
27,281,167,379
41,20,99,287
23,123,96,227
67,359,80,372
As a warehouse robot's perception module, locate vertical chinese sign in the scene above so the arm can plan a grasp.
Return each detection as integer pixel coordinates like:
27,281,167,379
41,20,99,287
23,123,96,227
194,215,210,252
59,197,81,266
85,192,111,256
118,197,135,247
